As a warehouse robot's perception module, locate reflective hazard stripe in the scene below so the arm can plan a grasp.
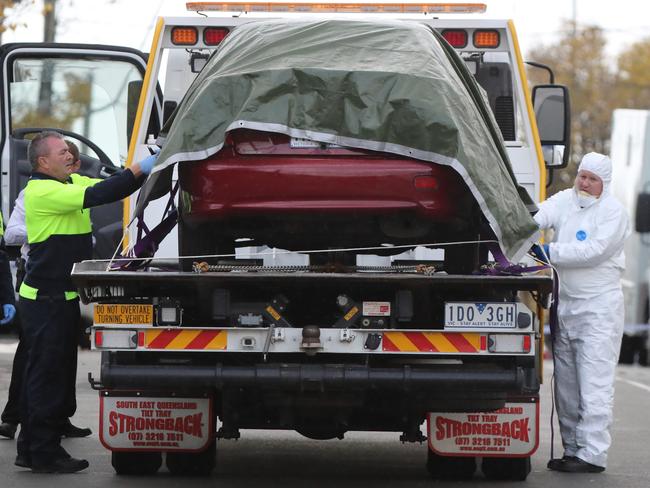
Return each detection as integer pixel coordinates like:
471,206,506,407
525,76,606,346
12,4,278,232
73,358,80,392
145,329,227,350
382,332,481,353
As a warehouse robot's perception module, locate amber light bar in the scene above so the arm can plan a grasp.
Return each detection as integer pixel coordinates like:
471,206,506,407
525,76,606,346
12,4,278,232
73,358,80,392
186,2,487,14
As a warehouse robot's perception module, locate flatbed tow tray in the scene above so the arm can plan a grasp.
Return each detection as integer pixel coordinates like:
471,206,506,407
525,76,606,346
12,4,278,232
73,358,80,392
72,260,553,293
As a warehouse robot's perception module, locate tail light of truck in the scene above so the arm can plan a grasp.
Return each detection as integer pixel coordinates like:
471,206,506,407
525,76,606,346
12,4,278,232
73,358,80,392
413,175,439,191
94,329,138,349
171,27,198,45
487,334,532,354
441,29,468,48
204,27,229,45
473,29,500,48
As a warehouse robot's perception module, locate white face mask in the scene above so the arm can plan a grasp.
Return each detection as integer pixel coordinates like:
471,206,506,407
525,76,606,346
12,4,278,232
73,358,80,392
576,189,598,208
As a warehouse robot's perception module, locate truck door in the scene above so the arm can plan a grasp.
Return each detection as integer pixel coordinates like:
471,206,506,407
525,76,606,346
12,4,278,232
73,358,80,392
0,43,162,258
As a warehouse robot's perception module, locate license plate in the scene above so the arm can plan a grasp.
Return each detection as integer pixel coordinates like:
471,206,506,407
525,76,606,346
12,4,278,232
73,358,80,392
445,302,516,328
94,304,153,325
289,137,340,149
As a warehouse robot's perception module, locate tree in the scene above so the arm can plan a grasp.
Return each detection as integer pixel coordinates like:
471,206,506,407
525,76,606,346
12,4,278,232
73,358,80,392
615,37,650,110
526,21,616,194
0,0,33,43
42,0,55,42
12,72,91,132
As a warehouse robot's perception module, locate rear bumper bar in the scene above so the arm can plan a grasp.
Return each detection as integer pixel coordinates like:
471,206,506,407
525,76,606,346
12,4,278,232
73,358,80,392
99,363,525,392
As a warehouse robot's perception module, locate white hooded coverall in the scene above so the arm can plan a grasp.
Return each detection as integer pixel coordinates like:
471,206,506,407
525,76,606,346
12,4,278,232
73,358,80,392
534,152,630,468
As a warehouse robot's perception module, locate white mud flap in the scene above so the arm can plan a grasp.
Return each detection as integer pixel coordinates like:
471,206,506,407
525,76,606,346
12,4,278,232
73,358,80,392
427,399,539,457
99,394,213,452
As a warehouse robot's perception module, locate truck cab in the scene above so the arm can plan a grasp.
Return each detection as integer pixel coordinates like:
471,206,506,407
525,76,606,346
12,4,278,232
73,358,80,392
0,43,163,258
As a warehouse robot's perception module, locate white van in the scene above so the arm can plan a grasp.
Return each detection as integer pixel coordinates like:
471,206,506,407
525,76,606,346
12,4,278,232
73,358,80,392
610,108,650,365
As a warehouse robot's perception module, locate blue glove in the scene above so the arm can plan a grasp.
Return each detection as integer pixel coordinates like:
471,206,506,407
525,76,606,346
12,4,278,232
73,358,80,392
530,243,550,263
0,304,16,325
138,153,159,175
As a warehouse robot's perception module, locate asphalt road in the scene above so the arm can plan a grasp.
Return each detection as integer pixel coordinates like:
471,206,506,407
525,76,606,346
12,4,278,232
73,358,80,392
0,337,648,487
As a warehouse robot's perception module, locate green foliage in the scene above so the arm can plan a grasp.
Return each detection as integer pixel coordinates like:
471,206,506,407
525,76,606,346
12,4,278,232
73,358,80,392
616,38,650,110
527,21,650,195
11,72,91,132
527,21,616,194
0,0,32,36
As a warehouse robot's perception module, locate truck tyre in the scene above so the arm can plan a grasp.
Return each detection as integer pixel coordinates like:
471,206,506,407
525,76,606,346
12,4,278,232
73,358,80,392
167,441,216,476
481,456,531,481
426,450,476,480
111,451,162,475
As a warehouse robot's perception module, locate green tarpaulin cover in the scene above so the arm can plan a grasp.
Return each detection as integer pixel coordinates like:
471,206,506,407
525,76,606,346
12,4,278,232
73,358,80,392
141,18,539,262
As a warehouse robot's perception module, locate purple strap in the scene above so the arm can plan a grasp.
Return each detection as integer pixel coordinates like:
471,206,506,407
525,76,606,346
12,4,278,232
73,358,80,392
112,181,180,270
482,242,557,338
483,242,549,275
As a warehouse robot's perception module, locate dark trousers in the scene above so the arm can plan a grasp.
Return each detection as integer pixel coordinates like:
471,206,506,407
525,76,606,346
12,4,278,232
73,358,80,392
1,317,27,424
2,257,28,423
16,296,80,465
1,313,77,425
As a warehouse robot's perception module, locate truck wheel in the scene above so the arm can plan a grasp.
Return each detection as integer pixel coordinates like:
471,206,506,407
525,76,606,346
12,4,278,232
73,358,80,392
111,451,162,475
481,456,531,481
426,450,476,480
166,441,216,476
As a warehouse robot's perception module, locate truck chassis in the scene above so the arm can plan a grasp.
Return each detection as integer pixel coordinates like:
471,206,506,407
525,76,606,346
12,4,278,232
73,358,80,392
73,260,551,480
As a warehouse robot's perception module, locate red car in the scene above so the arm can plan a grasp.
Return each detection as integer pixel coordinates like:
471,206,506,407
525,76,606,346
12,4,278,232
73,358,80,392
155,19,531,272
178,129,476,267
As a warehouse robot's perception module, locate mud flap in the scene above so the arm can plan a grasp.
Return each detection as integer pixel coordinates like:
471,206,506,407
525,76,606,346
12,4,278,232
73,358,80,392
99,392,214,452
427,397,539,457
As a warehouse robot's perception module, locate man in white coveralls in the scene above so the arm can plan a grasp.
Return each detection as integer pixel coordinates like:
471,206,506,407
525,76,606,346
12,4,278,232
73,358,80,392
534,152,630,473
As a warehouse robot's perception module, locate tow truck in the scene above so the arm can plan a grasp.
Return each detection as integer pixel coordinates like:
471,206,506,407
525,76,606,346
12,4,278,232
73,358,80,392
0,3,568,480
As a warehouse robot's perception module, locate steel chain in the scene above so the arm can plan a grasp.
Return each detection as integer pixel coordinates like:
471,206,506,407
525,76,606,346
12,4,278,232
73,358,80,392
192,262,438,274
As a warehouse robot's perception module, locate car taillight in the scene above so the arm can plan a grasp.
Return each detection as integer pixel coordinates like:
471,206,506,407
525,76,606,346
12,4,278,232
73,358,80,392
414,176,439,190
473,29,500,48
204,27,229,45
442,29,468,48
171,27,198,45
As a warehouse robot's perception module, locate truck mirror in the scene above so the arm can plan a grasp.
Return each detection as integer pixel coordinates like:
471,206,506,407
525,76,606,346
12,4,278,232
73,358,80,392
126,80,161,156
532,84,571,168
635,193,650,233
542,144,564,167
126,80,142,149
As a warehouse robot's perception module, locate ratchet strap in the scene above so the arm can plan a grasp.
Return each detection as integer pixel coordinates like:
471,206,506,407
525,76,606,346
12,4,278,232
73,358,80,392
114,181,179,270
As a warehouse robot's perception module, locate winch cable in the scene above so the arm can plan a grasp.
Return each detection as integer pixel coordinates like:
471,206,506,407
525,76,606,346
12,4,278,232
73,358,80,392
487,243,560,463
548,266,560,464
104,238,503,269
529,247,561,464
